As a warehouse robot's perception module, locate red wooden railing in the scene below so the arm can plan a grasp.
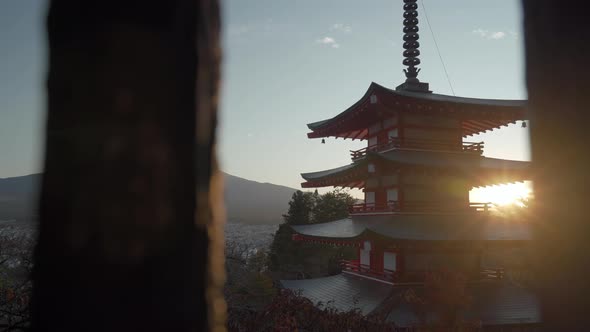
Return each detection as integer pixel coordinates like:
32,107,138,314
350,137,484,160
348,201,493,214
340,260,397,283
340,260,505,284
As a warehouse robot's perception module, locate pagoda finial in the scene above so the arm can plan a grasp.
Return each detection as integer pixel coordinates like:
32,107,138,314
402,0,420,83
396,0,431,93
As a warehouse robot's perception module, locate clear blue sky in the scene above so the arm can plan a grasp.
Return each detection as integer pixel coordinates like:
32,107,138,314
0,0,529,191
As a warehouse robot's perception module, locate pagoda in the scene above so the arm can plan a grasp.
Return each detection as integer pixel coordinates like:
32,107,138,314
281,0,540,329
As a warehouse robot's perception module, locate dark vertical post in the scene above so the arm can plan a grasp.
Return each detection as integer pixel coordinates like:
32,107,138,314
32,0,223,331
523,1,590,330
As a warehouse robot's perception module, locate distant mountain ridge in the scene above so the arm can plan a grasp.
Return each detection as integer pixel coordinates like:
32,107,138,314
0,173,40,195
0,173,296,224
224,173,296,224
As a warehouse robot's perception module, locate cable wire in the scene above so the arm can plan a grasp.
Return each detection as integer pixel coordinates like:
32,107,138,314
420,0,455,96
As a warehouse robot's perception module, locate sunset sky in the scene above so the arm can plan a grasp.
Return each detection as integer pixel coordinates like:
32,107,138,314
0,0,529,200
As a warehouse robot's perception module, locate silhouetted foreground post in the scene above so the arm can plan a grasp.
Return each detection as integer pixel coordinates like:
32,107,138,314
32,1,224,331
523,1,590,330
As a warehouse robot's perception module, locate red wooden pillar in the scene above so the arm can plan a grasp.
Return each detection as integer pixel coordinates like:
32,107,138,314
398,113,405,145
398,171,405,210
370,246,384,273
375,190,387,208
377,130,388,145
397,249,405,278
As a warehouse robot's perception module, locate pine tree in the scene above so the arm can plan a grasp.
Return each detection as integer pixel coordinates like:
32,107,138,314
268,189,356,274
312,189,355,223
282,190,315,225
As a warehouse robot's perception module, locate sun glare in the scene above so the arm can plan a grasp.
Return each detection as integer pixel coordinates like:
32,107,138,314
470,182,532,207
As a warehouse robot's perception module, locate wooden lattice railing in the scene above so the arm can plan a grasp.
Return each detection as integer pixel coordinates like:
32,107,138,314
348,201,493,214
340,260,505,284
350,137,484,160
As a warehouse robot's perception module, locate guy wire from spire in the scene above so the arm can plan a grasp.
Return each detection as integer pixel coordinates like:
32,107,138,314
420,0,455,96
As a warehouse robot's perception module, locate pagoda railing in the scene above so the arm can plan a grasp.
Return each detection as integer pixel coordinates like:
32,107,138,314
350,138,484,160
340,260,505,284
340,260,397,283
349,201,493,214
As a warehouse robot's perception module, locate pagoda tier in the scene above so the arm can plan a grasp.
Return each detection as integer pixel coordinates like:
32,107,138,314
290,215,531,243
281,274,540,328
301,149,529,189
307,82,526,139
289,214,532,286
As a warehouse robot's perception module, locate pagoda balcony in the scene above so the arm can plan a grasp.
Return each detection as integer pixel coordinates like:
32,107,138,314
340,260,398,284
350,138,484,160
348,201,493,215
340,260,505,285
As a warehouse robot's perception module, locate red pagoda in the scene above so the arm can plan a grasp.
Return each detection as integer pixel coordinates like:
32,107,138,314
281,0,540,329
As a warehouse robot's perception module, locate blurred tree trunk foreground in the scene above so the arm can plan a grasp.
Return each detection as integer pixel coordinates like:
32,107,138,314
32,1,224,331
524,0,590,330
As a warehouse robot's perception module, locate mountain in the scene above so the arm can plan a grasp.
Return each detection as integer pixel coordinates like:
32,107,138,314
0,174,40,221
0,174,40,195
224,173,296,224
0,173,296,225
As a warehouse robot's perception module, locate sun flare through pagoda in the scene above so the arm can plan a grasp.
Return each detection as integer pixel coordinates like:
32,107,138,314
280,0,540,329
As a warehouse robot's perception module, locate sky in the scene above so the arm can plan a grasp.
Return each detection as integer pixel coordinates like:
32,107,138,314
0,1,529,196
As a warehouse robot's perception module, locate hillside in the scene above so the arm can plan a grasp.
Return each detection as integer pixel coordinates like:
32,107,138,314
224,173,296,224
0,174,40,221
0,173,295,225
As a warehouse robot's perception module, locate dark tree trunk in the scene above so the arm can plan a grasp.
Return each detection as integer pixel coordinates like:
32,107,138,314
32,1,224,331
523,1,590,330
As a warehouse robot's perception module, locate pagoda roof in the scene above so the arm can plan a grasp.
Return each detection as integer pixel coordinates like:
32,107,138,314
307,82,527,139
301,150,530,188
281,273,390,315
280,274,540,327
291,214,531,242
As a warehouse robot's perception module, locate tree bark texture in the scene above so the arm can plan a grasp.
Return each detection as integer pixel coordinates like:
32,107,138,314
523,1,590,330
32,1,224,331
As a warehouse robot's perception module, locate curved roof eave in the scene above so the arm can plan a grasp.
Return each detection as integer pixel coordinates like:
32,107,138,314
391,86,527,108
280,274,391,315
281,275,540,327
301,161,363,181
290,218,366,239
362,214,532,241
306,82,527,134
307,83,378,131
377,150,531,171
300,151,531,184
479,157,530,170
290,215,532,241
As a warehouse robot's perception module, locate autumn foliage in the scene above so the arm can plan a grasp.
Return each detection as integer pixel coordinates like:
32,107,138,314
228,289,399,332
226,268,486,332
0,234,34,330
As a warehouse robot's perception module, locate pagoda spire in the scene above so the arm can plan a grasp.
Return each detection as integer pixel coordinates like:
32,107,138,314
396,0,431,93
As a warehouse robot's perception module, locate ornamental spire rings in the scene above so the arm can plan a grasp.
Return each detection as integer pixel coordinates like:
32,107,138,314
402,0,421,83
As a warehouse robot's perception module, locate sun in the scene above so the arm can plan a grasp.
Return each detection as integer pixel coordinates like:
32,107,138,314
470,182,532,207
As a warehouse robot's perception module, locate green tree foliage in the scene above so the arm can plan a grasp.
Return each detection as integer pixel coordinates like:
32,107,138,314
267,223,297,272
313,189,355,224
268,189,356,274
281,189,355,225
282,190,315,225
